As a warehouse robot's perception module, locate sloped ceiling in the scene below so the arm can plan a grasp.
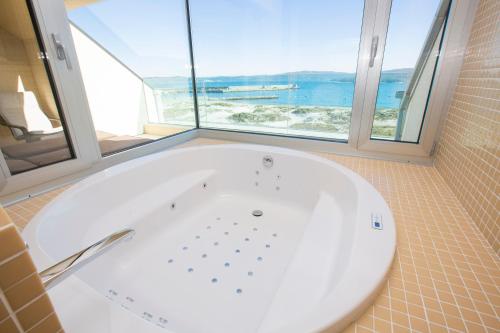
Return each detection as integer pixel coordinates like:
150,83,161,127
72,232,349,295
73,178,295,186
0,0,103,41
0,0,34,41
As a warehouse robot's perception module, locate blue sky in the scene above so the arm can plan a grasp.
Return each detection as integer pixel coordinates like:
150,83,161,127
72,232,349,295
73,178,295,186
68,0,441,77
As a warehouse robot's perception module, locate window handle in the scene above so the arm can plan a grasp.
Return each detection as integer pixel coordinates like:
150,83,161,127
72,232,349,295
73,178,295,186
369,35,379,67
51,33,72,70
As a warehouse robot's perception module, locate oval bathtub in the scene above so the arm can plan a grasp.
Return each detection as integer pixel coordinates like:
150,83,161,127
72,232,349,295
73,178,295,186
23,144,396,333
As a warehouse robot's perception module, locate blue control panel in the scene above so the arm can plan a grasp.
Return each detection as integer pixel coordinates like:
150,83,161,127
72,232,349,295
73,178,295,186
371,213,383,230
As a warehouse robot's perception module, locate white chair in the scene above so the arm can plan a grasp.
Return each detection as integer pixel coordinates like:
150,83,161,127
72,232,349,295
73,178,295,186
0,91,63,142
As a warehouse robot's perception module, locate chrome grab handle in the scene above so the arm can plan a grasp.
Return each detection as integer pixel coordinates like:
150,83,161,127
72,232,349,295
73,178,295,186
39,229,135,290
51,33,72,70
369,35,379,67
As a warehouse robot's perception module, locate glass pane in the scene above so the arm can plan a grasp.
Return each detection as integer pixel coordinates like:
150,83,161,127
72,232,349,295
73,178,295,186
370,0,449,142
65,0,196,156
190,0,364,141
0,0,74,175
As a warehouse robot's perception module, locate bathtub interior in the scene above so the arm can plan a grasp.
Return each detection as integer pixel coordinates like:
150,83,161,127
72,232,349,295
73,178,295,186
32,145,389,333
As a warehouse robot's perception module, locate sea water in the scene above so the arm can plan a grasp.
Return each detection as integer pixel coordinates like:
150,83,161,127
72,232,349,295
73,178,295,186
145,71,411,109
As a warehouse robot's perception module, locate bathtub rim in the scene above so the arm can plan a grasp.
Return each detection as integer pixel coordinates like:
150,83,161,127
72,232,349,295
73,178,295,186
22,143,396,333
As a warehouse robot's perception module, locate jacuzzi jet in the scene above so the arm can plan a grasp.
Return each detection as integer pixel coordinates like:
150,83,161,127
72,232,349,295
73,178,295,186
252,210,263,217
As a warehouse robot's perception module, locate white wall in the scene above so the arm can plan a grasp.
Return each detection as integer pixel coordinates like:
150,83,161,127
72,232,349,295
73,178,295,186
143,83,159,123
70,25,148,136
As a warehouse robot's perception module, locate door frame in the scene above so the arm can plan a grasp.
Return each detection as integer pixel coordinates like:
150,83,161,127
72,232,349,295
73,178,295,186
355,0,480,156
0,0,101,195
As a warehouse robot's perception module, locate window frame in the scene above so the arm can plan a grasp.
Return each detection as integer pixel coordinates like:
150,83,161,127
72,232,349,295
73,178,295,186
188,0,477,159
0,0,101,194
355,0,479,157
190,0,372,145
0,0,479,199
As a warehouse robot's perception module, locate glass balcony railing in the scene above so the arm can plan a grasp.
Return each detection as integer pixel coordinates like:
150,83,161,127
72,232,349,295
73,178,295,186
66,0,196,156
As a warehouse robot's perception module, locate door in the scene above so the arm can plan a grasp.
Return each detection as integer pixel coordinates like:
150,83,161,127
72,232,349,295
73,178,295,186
357,0,453,156
0,0,98,195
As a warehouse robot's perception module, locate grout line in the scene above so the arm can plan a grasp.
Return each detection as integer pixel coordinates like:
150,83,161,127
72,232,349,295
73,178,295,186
403,195,433,332
4,272,38,293
0,290,24,333
431,220,470,329
25,311,55,333
0,223,13,233
387,276,394,333
0,249,26,267
398,232,416,331
14,292,46,315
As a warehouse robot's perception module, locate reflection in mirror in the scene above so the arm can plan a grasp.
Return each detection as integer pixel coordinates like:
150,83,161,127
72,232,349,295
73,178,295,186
0,0,74,175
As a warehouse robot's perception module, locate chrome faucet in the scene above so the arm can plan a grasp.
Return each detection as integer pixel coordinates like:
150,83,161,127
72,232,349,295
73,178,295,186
39,228,135,290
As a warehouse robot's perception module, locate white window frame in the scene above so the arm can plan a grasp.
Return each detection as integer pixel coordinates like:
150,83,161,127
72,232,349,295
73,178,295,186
354,0,479,157
0,0,100,195
193,0,478,160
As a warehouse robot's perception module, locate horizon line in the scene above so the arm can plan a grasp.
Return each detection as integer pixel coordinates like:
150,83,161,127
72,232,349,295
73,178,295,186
143,68,414,79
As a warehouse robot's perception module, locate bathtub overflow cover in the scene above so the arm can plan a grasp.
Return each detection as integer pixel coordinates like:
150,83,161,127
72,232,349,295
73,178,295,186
252,210,263,217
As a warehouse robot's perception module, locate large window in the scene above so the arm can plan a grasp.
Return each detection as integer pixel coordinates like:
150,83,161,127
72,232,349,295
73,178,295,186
65,0,196,156
0,0,468,195
190,0,365,141
63,0,452,147
64,0,452,147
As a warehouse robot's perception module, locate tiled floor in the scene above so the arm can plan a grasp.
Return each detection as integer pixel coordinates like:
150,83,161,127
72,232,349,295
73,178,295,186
5,138,500,333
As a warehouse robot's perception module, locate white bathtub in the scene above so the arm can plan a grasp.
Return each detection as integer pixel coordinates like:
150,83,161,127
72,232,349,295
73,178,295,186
24,144,396,333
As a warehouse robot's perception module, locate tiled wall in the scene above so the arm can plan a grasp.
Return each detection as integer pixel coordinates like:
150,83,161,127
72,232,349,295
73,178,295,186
0,208,63,333
435,0,500,255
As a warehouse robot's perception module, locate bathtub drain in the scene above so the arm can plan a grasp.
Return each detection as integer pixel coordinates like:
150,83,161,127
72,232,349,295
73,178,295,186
252,210,263,217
